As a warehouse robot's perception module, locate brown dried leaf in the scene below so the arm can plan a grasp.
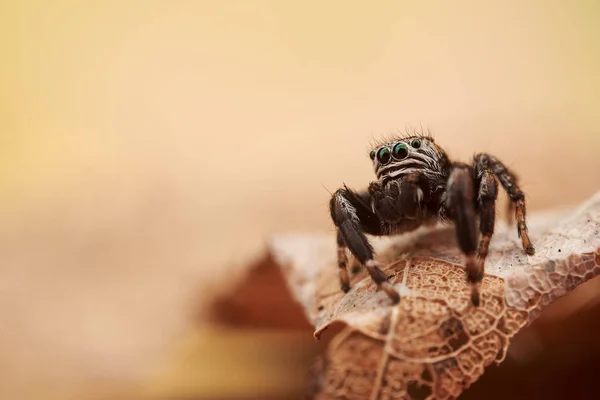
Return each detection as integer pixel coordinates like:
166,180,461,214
268,192,600,400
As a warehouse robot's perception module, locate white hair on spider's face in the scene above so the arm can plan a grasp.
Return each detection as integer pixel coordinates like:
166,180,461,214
369,136,448,183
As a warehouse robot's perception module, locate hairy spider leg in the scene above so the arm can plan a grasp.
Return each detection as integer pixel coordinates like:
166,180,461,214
474,169,499,293
329,187,401,303
335,230,350,292
473,154,535,255
446,164,481,306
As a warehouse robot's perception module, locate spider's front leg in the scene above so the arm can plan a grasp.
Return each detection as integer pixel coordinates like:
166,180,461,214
473,167,498,289
329,186,400,303
446,164,481,306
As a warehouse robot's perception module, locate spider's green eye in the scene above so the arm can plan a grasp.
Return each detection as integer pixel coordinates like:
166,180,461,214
376,147,391,164
369,150,376,160
392,143,408,160
410,139,422,149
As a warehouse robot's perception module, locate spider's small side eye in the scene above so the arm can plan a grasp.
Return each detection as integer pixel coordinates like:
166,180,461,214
369,150,376,160
392,143,408,160
410,139,422,148
377,147,391,164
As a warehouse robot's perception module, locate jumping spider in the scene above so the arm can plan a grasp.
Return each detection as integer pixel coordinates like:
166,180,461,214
329,134,535,306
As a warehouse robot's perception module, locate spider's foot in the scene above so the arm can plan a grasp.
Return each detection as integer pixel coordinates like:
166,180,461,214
517,221,535,255
379,281,400,304
466,254,482,307
470,284,481,307
338,260,351,293
364,260,400,304
525,245,535,255
382,283,401,305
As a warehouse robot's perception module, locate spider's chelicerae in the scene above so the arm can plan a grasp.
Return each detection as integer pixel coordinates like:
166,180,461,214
329,134,535,306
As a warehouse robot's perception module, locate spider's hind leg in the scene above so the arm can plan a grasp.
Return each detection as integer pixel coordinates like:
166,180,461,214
329,187,400,303
474,153,535,255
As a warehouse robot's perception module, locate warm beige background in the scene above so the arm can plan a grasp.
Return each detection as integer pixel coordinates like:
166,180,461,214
1,1,599,399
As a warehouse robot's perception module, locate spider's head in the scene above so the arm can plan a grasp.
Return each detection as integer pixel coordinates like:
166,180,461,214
369,136,446,182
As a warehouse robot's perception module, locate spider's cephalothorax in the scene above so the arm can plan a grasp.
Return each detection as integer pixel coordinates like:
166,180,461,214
329,134,535,306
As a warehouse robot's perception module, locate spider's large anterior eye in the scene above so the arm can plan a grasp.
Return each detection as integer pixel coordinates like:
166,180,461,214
410,139,422,148
376,147,391,164
392,143,408,160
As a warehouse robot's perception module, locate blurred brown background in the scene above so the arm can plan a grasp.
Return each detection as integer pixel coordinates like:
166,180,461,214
1,1,599,399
